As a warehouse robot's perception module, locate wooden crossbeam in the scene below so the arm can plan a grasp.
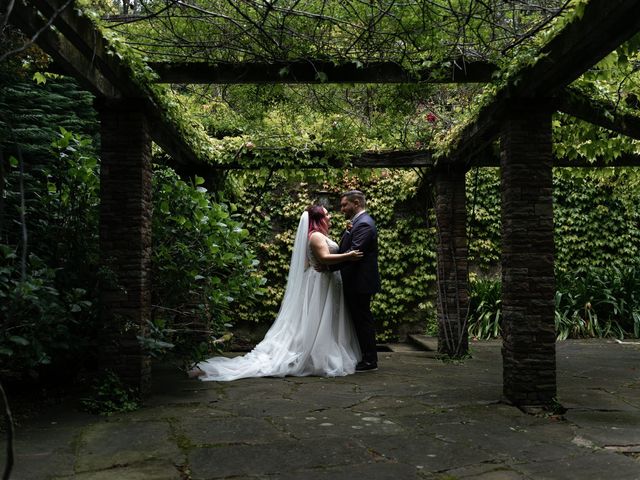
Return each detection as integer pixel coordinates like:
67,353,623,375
444,0,640,165
9,1,119,97
10,0,203,167
559,87,640,141
173,148,640,175
148,60,497,84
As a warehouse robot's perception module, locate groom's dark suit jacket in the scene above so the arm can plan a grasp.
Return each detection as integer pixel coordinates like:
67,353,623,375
338,212,381,294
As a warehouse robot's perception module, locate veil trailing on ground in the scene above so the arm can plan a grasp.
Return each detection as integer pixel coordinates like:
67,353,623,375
196,209,359,381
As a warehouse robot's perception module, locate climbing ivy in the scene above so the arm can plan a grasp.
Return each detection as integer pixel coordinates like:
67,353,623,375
230,168,437,342
554,167,640,273
466,168,501,273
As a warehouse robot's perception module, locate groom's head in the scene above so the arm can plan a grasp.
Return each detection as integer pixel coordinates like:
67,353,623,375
340,190,366,219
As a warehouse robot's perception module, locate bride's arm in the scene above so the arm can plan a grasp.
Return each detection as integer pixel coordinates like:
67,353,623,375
309,232,362,265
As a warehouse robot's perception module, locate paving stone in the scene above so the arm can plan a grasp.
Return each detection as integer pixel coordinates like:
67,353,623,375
53,460,181,480
271,407,406,439
513,450,640,480
4,426,79,480
9,340,640,480
178,415,290,445
121,403,233,422
421,462,527,480
362,433,493,472
188,438,372,478
75,421,183,473
564,409,640,446
275,461,420,479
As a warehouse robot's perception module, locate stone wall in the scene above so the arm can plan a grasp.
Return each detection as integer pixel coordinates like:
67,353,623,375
434,168,469,356
97,98,152,393
500,101,556,405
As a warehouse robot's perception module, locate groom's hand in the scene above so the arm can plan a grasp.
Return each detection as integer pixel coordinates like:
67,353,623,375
314,264,328,272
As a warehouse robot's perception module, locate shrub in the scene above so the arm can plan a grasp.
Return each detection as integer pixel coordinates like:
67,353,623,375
467,277,501,340
149,166,266,365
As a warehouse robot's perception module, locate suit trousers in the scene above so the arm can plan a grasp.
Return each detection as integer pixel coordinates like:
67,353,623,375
344,292,378,363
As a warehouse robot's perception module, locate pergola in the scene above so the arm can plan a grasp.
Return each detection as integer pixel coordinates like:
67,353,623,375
7,0,640,406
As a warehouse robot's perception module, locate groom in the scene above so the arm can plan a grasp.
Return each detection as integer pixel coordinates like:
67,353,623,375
337,190,381,372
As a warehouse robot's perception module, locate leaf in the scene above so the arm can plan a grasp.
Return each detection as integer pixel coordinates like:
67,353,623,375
0,346,14,356
315,71,329,83
9,335,30,346
278,66,290,77
33,72,47,85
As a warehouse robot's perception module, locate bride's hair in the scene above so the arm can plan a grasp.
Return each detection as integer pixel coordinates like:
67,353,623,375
306,205,329,237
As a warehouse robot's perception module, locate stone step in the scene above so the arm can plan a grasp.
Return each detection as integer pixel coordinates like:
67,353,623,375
407,334,438,351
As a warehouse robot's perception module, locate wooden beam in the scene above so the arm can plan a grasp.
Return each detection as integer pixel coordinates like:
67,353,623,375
444,0,640,165
148,60,497,84
558,87,640,141
27,0,138,96
475,153,640,168
553,154,640,168
9,1,119,97
170,147,640,175
11,0,203,167
174,150,434,174
514,1,640,99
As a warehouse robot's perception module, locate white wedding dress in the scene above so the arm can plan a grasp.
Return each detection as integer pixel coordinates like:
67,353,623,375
196,211,361,381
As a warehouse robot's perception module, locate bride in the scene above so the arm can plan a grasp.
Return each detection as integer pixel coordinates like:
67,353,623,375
191,205,363,381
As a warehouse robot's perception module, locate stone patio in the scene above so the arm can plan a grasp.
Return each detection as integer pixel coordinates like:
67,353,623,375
4,339,640,479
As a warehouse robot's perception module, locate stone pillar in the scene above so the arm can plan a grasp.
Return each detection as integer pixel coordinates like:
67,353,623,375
97,98,152,393
434,167,469,357
500,100,556,406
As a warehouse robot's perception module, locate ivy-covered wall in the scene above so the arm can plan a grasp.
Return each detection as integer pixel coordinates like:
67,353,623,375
233,165,640,345
230,169,438,343
466,167,640,275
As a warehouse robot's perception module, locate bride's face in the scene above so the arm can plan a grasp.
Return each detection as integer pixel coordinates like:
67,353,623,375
323,207,331,230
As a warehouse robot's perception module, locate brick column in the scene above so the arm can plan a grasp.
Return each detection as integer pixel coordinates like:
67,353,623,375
434,168,469,357
97,98,152,393
500,100,556,406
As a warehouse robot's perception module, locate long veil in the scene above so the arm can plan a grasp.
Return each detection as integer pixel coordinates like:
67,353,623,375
268,211,309,329
196,211,312,380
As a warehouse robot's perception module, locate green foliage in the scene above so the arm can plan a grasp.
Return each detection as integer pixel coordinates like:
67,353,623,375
467,167,640,276
0,76,268,376
466,168,501,272
553,114,640,161
555,266,640,340
0,126,100,378
467,266,640,341
149,166,265,364
466,166,640,341
80,370,140,416
0,248,70,375
366,171,437,340
467,277,501,340
554,168,640,273
0,77,98,162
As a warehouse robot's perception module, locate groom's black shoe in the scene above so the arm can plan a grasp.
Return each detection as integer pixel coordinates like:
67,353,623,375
355,361,378,372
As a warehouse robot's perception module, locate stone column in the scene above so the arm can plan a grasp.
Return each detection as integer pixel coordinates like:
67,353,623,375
434,167,469,357
97,98,152,393
500,100,556,406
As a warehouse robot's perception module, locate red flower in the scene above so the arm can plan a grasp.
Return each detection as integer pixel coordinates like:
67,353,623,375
426,112,437,123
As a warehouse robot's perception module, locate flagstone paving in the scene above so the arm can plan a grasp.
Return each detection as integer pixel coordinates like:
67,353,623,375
4,339,640,479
